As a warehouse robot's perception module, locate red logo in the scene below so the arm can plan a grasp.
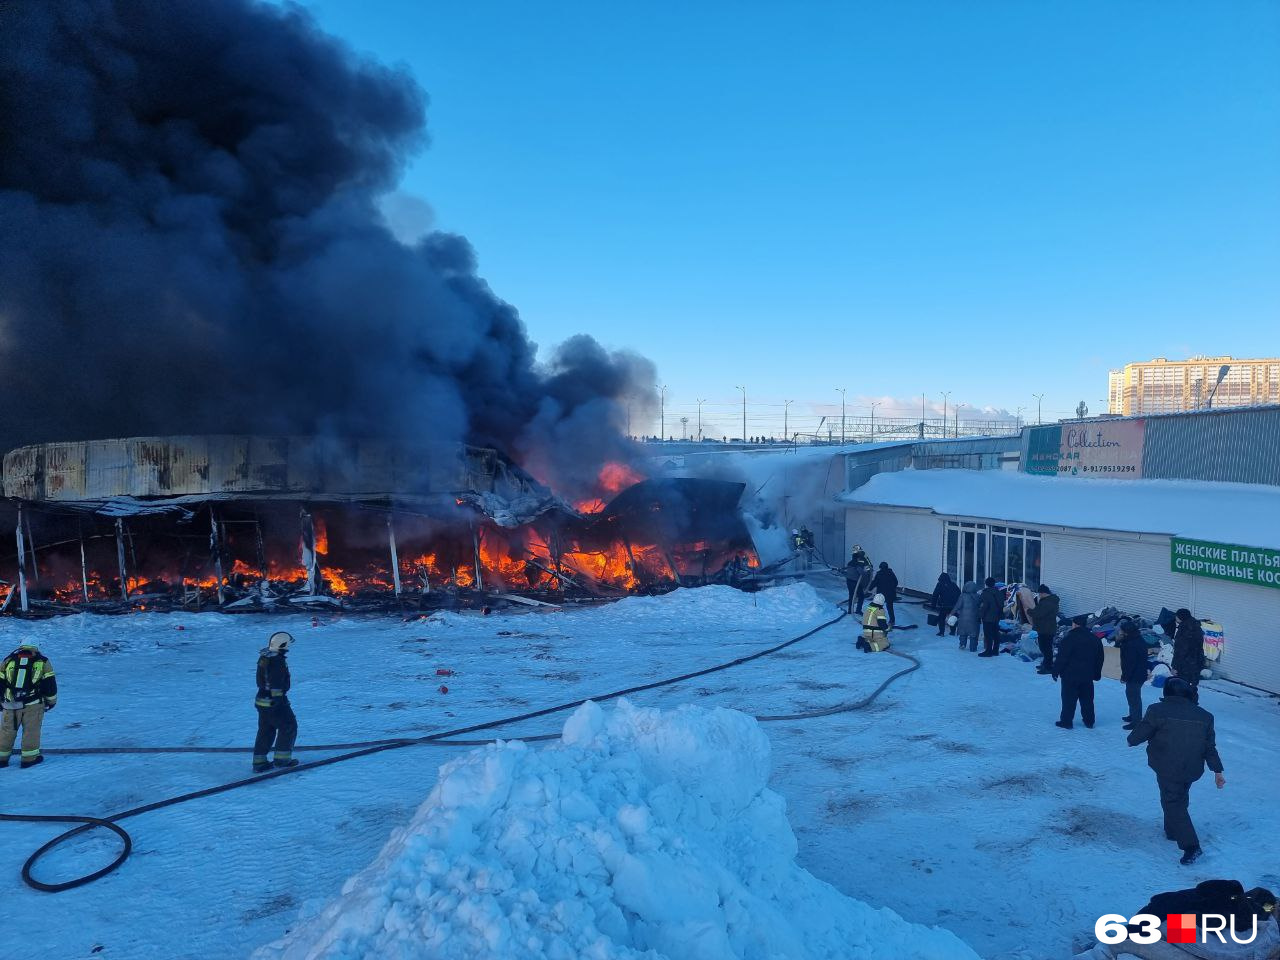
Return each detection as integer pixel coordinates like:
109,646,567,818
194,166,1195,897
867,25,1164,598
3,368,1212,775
1168,914,1197,944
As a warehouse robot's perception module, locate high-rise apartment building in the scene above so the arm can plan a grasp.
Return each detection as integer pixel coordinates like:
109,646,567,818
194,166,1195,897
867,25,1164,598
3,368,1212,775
1107,356,1280,415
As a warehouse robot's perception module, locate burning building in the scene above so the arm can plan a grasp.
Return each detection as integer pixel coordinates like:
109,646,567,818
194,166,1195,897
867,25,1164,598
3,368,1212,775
0,435,758,615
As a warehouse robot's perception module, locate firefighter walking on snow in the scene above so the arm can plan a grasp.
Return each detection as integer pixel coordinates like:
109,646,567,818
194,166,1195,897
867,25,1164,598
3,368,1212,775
1,642,57,769
254,631,299,773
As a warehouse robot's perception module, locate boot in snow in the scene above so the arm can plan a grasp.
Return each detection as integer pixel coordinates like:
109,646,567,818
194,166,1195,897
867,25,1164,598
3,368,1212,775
1179,846,1203,866
273,758,300,769
19,755,43,769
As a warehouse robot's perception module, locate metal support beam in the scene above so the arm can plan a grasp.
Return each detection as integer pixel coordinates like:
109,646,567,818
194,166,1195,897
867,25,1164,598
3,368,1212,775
115,518,129,600
79,524,90,603
471,523,484,591
15,503,29,612
300,507,319,595
209,508,225,606
387,514,402,597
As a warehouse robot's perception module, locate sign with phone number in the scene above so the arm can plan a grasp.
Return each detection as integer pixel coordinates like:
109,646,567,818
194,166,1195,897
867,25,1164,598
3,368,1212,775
1025,420,1146,478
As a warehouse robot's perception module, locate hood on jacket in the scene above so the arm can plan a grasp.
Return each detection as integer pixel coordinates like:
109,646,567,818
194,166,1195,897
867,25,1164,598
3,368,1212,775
962,581,978,594
937,573,952,583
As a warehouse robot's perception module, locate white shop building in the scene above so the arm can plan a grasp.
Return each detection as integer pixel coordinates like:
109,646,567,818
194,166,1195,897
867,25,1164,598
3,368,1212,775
837,408,1280,694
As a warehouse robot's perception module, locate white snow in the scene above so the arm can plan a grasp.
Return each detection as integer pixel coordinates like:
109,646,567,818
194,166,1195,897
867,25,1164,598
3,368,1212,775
842,468,1280,549
2,578,1277,960
254,699,977,960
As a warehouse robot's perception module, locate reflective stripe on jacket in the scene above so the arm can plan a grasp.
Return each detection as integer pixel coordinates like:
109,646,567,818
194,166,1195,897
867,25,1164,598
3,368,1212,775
1,645,57,709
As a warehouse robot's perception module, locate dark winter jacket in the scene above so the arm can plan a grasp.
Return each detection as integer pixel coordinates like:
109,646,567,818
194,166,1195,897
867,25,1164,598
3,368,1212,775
256,650,292,708
952,582,981,635
1127,695,1223,782
1028,593,1060,638
1053,625,1104,683
871,566,898,599
978,585,1004,624
1172,618,1207,682
844,559,871,586
931,575,961,611
1119,626,1149,684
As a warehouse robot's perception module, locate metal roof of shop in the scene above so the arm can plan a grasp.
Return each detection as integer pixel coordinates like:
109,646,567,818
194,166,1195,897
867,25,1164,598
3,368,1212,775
839,467,1280,551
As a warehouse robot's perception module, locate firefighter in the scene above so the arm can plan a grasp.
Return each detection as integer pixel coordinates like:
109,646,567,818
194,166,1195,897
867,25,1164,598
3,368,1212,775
1,642,57,769
253,631,299,773
858,594,892,652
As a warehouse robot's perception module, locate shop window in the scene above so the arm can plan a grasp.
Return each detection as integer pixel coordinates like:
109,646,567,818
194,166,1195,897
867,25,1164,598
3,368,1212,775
946,521,1042,587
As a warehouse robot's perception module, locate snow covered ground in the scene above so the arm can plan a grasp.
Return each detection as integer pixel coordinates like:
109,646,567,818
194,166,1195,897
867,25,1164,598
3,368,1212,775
2,579,1277,959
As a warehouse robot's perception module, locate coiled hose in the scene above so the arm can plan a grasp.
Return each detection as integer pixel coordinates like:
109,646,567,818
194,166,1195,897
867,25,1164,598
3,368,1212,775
0,609,921,893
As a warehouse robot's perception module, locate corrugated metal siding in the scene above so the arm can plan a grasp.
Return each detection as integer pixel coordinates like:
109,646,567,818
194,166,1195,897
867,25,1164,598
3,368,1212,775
2,436,474,500
1193,577,1280,693
845,506,943,594
1142,406,1280,484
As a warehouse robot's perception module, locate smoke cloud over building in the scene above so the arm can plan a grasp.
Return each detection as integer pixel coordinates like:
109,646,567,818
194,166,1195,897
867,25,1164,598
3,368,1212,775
0,0,655,496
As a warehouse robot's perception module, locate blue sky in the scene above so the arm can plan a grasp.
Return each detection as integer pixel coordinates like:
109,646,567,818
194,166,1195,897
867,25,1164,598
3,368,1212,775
303,0,1278,437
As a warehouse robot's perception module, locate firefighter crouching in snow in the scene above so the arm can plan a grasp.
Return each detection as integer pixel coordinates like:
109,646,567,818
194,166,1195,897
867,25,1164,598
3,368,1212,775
253,632,299,773
857,594,892,652
1,642,57,769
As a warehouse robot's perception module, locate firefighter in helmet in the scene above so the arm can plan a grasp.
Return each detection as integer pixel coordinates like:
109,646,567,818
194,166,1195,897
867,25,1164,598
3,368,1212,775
1,642,57,769
253,631,299,773
858,594,892,653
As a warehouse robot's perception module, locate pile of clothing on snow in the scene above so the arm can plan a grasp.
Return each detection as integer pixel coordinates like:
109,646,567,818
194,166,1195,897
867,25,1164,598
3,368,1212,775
995,590,1218,684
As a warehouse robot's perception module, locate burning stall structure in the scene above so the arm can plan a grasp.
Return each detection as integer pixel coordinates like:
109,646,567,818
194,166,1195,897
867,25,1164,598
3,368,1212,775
0,436,757,615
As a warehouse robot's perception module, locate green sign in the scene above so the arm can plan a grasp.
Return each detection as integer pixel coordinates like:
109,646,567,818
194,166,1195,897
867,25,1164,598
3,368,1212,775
1171,538,1280,590
1025,425,1062,476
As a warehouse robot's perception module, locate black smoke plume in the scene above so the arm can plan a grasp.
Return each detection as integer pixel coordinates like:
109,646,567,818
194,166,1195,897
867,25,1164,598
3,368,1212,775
0,0,655,496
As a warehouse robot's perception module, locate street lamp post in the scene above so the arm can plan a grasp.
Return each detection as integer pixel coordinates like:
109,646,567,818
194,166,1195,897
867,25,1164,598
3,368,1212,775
836,388,847,445
783,400,793,445
1032,394,1044,425
696,398,706,441
660,385,668,440
1015,406,1024,431
735,385,747,442
940,391,952,438
680,416,689,440
955,402,966,437
869,401,881,441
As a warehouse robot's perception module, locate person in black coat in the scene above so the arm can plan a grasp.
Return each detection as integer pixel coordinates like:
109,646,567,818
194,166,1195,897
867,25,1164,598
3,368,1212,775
931,573,961,637
843,549,871,613
976,577,1004,657
1118,618,1149,730
1172,608,1207,688
1029,584,1060,674
846,545,872,614
1126,678,1225,864
1054,614,1104,729
870,562,898,625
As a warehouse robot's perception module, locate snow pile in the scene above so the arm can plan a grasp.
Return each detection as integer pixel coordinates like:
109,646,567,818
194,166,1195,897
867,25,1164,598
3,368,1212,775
571,582,835,631
255,701,978,960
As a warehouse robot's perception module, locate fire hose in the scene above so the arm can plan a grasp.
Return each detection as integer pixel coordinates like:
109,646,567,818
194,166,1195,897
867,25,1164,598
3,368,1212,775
0,609,922,894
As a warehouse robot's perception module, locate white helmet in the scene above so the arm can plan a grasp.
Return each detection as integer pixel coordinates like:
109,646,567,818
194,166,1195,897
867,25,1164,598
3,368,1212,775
872,593,886,605
268,631,293,653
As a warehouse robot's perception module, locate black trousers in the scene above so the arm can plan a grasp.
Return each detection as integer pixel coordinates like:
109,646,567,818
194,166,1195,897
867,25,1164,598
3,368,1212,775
854,583,869,614
254,699,298,760
981,619,1002,654
1038,634,1054,670
1059,678,1095,726
846,580,857,609
1156,776,1199,851
935,606,955,636
883,596,896,624
1124,679,1144,722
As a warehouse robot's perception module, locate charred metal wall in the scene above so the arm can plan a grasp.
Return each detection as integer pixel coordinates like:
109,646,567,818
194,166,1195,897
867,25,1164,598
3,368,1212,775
1,436,515,502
